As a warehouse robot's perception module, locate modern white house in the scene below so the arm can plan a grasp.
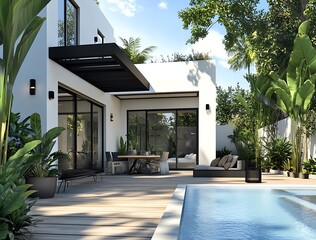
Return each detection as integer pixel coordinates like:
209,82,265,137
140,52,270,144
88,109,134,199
11,0,216,173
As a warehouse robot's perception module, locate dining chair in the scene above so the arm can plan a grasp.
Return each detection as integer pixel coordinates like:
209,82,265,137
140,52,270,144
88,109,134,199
159,151,169,174
111,152,127,174
105,151,113,174
149,151,169,174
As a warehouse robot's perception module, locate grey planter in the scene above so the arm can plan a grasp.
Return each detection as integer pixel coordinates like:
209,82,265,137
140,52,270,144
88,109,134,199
245,168,262,183
26,176,57,198
299,173,309,179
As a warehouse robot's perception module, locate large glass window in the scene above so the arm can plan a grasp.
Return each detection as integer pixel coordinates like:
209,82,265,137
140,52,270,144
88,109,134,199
58,87,104,172
127,109,198,169
147,111,176,156
128,111,146,152
58,0,79,46
176,110,198,169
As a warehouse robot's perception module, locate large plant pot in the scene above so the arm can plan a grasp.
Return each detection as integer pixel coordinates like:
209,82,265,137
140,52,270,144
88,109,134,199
289,172,299,178
245,168,262,183
270,169,281,174
299,173,309,179
26,176,57,198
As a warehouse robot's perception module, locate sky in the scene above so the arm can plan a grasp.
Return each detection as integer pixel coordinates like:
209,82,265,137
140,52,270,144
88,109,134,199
99,0,250,90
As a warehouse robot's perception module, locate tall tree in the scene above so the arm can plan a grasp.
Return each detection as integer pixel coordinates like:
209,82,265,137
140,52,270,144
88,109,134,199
228,36,256,74
119,37,156,64
216,84,249,125
178,0,316,77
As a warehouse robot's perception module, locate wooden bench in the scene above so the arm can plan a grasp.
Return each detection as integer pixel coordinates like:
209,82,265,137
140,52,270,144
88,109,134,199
57,169,100,193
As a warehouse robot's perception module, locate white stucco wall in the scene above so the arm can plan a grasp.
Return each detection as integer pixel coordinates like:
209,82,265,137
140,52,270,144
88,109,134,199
216,124,237,154
11,1,217,166
12,0,115,151
119,60,217,164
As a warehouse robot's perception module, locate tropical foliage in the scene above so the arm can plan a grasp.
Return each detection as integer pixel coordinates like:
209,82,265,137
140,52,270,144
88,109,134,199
0,140,41,239
0,0,50,165
263,137,292,170
0,1,51,238
178,0,316,76
216,84,249,125
119,37,156,64
264,20,316,173
154,50,210,63
23,113,67,177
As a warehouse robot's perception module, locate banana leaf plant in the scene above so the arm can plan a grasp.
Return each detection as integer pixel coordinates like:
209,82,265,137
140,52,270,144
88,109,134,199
0,140,41,239
266,20,316,174
24,113,68,177
0,0,50,165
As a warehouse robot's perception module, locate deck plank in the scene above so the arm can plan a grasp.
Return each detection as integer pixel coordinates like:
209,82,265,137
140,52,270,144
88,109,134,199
29,171,316,239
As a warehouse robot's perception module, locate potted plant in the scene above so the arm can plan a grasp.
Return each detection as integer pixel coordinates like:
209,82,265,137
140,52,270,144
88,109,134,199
300,158,315,179
282,159,292,177
261,159,271,173
23,113,68,198
263,137,292,174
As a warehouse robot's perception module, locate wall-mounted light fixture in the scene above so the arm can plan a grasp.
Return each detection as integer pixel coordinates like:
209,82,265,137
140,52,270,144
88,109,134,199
94,36,98,43
29,79,36,95
110,113,114,122
48,91,54,100
206,104,210,111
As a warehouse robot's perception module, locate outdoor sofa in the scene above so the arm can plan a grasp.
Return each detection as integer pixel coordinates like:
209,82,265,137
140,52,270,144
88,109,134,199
193,155,245,177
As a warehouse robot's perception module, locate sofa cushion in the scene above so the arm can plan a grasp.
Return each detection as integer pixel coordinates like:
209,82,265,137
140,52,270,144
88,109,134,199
229,155,239,168
223,161,231,170
223,155,233,170
218,155,229,167
210,158,220,166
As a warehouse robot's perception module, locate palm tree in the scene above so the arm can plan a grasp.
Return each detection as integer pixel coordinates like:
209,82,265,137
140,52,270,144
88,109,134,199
228,36,256,75
119,37,156,64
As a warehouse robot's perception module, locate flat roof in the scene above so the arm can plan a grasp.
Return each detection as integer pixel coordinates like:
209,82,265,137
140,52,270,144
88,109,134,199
114,91,199,100
49,43,150,92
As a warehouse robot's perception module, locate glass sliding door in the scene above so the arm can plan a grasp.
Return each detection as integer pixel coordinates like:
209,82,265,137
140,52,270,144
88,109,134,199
127,109,198,169
92,105,103,169
176,110,198,169
127,111,146,153
58,87,104,172
147,111,176,156
76,97,92,169
58,89,76,171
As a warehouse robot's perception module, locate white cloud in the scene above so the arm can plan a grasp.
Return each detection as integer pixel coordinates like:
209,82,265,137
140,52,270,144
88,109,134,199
158,1,167,9
192,30,230,68
219,60,230,69
105,0,138,17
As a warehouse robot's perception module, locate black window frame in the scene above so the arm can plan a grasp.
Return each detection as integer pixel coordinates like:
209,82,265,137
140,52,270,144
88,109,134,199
127,108,199,169
61,0,80,46
58,86,104,171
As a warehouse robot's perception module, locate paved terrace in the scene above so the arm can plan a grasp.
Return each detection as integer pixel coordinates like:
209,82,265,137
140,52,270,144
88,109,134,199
29,171,316,239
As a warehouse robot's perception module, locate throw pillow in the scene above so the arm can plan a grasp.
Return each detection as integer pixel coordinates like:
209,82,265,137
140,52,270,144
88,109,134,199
229,155,239,168
223,161,231,170
210,158,220,166
218,155,229,167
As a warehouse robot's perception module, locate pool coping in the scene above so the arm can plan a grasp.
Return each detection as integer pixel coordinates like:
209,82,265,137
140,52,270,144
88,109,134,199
151,184,316,240
151,184,186,240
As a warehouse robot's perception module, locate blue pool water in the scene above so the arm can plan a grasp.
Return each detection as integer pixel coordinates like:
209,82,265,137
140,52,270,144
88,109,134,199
178,185,316,240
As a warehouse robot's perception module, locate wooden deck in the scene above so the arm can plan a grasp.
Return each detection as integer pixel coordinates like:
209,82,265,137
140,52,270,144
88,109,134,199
29,171,316,239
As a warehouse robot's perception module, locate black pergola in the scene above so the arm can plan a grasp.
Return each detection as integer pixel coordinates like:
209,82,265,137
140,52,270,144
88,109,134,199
49,43,149,92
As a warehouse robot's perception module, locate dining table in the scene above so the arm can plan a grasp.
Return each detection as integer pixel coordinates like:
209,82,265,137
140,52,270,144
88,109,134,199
118,154,161,174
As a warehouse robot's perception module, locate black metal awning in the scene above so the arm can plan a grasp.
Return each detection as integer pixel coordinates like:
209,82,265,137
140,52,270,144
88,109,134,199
49,43,149,92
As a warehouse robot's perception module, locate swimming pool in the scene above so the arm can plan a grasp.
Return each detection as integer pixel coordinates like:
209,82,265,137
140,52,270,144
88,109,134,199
152,184,316,240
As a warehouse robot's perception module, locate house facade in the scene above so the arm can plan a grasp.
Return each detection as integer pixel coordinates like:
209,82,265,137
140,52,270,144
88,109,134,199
11,0,216,172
